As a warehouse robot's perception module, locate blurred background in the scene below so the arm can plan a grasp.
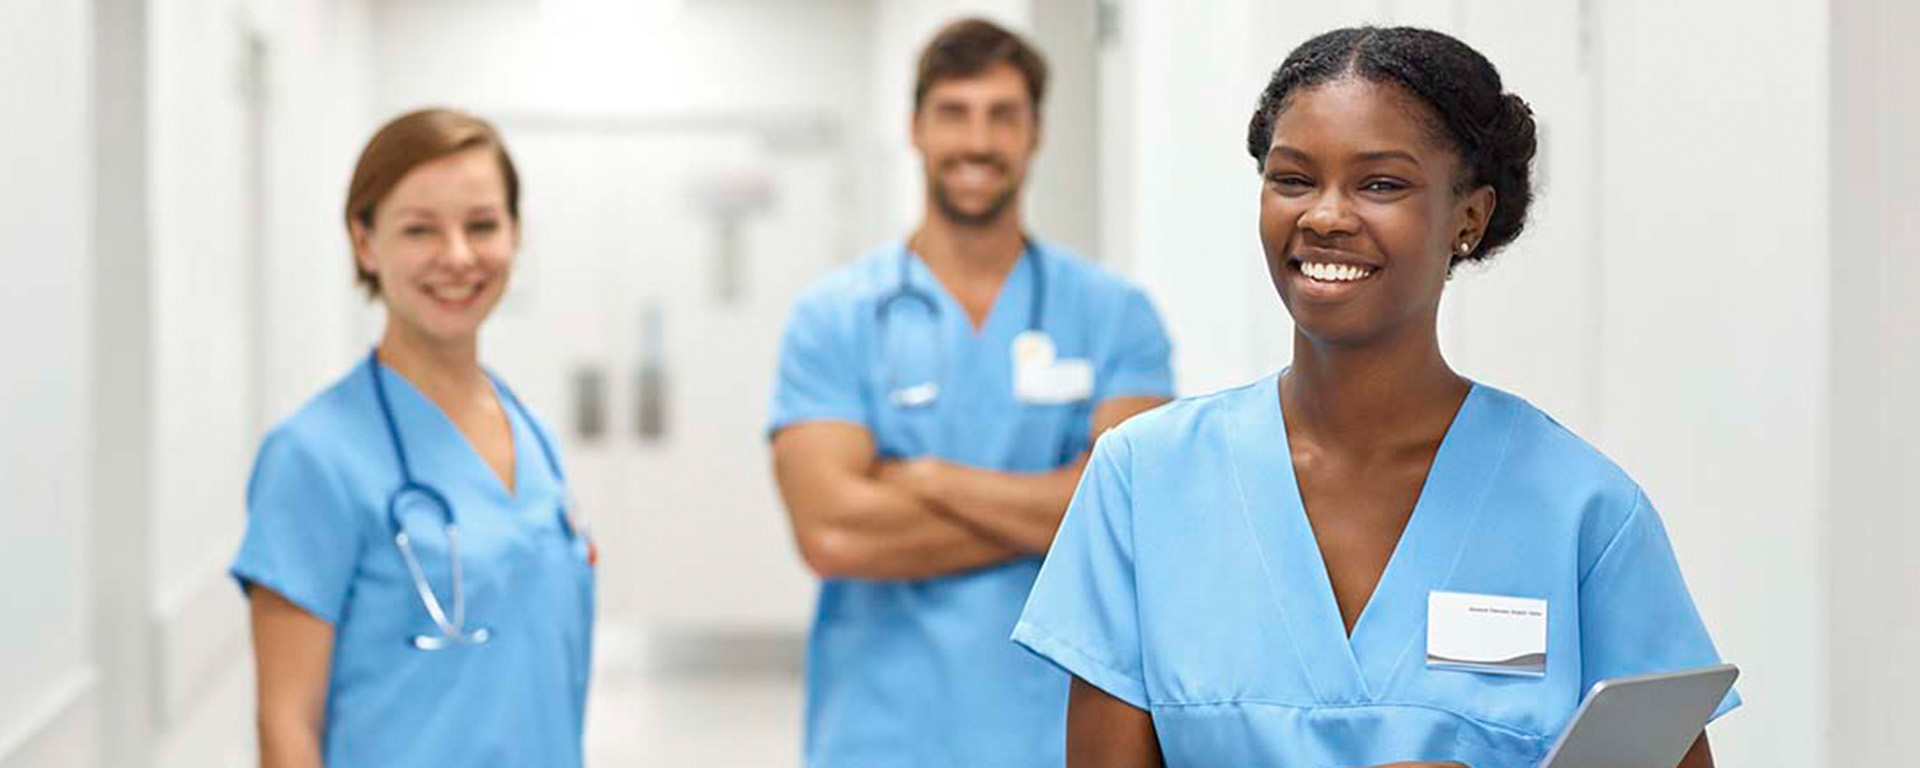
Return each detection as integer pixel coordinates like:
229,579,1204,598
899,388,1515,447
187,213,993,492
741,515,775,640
2,0,1915,766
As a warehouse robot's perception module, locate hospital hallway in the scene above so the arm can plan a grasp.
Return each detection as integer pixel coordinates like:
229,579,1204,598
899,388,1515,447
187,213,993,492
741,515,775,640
583,627,804,767
4,0,1920,767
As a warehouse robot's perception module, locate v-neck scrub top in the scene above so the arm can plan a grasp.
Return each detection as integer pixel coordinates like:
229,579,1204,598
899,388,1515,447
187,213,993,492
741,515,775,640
769,240,1175,768
1015,373,1738,768
231,358,594,768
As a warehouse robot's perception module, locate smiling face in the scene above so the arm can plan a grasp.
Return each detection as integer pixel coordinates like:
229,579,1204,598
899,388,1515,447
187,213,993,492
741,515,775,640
352,147,518,348
912,62,1040,228
1259,77,1494,348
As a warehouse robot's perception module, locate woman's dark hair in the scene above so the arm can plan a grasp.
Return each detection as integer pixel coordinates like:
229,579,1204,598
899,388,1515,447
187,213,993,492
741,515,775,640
1247,27,1537,267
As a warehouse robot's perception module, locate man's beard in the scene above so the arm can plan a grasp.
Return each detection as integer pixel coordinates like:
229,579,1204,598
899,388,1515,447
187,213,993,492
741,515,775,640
928,162,1021,228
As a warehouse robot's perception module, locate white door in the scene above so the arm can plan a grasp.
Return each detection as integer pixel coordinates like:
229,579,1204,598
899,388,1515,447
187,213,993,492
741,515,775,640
487,123,845,634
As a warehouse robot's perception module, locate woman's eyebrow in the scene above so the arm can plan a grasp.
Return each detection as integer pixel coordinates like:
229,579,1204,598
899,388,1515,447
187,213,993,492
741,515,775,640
1267,145,1313,164
1267,146,1425,168
1352,149,1423,166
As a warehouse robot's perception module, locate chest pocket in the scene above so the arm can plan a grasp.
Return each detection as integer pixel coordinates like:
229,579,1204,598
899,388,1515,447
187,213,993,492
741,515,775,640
1012,335,1097,464
1012,399,1092,465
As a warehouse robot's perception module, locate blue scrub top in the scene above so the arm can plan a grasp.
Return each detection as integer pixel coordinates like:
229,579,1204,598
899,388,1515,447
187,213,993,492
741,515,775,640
231,358,594,768
769,240,1175,768
1016,373,1739,768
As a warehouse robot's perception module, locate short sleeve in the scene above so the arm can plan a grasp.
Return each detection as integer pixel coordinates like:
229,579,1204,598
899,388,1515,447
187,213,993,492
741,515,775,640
1093,287,1174,404
229,428,368,625
1579,491,1742,721
768,291,868,436
1013,430,1149,709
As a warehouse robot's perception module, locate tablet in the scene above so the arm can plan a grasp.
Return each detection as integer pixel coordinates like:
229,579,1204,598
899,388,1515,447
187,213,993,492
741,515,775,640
1539,663,1738,768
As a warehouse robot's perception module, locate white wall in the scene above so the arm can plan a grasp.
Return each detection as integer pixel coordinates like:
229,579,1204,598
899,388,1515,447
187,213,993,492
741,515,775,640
1026,0,1101,256
20,0,377,766
144,12,269,760
1588,3,1829,767
1439,1,1601,435
0,0,101,765
1829,1,1920,765
139,1,376,765
1106,2,1835,767
255,0,383,427
1103,0,1288,395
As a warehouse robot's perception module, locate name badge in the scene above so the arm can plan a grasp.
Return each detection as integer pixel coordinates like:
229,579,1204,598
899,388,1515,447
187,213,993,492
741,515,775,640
1012,331,1093,404
1427,590,1548,677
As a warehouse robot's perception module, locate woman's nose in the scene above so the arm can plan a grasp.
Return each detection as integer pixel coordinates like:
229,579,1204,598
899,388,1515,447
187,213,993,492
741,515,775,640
1299,190,1358,238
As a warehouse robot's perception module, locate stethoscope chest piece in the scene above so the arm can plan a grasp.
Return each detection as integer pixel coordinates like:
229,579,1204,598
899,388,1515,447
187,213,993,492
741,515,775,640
888,381,941,409
390,485,492,650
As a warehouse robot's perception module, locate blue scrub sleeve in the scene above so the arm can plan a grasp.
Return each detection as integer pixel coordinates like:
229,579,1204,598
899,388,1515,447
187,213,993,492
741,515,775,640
1014,431,1151,709
1578,490,1742,721
1094,287,1174,403
768,291,868,435
230,428,368,625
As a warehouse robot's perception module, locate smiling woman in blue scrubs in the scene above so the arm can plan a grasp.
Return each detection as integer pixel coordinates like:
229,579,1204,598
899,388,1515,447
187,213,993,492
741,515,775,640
232,109,592,768
1015,27,1738,768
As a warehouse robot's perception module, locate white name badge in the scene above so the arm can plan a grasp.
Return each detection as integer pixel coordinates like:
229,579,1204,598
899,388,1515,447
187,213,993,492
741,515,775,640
1011,330,1093,404
1427,591,1548,677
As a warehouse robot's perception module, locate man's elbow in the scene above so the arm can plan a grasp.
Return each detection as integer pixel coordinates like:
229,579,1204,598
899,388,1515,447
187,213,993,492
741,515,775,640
795,524,863,580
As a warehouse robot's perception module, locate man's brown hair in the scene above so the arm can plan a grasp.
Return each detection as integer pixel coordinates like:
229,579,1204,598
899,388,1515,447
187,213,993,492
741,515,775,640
913,17,1049,116
343,108,520,297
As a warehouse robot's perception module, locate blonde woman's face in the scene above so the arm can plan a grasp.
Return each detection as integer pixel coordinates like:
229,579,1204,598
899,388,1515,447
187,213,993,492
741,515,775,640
353,147,517,346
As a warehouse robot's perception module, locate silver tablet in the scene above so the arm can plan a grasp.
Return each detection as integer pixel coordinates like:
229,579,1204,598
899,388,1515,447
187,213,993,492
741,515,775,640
1539,663,1738,768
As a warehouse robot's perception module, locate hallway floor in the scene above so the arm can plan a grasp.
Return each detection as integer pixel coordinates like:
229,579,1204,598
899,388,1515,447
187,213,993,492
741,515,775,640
583,626,805,768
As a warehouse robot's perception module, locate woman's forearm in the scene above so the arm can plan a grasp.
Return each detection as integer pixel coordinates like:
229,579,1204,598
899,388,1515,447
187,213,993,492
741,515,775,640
249,587,335,768
257,716,323,768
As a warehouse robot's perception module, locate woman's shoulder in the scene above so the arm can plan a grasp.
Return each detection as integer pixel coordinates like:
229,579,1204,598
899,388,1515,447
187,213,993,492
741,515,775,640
1481,387,1637,487
1473,384,1648,533
258,359,383,465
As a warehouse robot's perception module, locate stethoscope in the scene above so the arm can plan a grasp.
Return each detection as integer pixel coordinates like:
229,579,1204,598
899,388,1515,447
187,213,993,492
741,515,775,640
368,349,576,650
877,239,1046,408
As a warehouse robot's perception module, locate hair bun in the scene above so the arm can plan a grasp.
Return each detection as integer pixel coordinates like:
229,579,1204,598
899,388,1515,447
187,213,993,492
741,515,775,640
1496,93,1538,155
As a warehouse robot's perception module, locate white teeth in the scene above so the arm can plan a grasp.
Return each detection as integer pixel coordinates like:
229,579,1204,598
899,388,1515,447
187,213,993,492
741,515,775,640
428,284,479,301
1300,262,1374,283
954,164,998,183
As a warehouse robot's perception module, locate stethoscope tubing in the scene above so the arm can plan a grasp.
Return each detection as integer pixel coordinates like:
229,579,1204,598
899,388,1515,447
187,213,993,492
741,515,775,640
876,241,1045,407
367,349,570,649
